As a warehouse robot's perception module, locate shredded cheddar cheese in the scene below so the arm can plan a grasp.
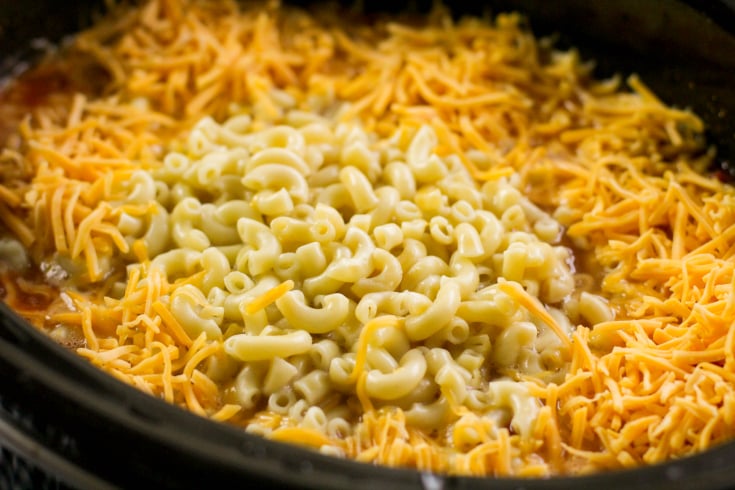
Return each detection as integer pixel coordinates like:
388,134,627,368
0,0,733,478
498,280,573,351
245,279,294,315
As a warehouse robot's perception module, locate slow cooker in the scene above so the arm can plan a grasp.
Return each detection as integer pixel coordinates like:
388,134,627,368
1,0,735,488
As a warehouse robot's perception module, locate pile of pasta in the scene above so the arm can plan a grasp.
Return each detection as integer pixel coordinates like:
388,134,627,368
1,0,734,477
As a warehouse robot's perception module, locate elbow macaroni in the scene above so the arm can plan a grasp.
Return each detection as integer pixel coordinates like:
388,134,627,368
140,115,579,448
5,0,725,479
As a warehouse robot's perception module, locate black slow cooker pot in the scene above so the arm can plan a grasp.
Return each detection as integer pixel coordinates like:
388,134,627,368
1,1,735,489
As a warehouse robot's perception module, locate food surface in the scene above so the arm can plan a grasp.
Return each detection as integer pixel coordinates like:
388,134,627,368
1,0,734,477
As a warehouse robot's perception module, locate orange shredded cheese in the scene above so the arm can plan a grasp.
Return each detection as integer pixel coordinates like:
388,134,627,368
270,426,334,448
498,280,573,350
245,279,294,315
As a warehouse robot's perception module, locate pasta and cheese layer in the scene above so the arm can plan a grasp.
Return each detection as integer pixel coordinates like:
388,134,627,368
0,0,733,477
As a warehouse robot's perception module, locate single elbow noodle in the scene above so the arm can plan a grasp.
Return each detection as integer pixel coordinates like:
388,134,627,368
232,364,264,409
493,321,537,367
405,279,462,341
354,291,431,324
339,166,379,212
150,249,202,281
242,163,309,203
578,291,614,325
246,147,311,175
351,248,403,296
236,218,282,276
141,203,171,258
486,380,540,440
324,227,375,282
276,290,350,333
454,222,484,258
404,396,450,429
200,247,230,292
170,285,223,340
225,330,313,361
262,357,299,395
365,349,427,400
